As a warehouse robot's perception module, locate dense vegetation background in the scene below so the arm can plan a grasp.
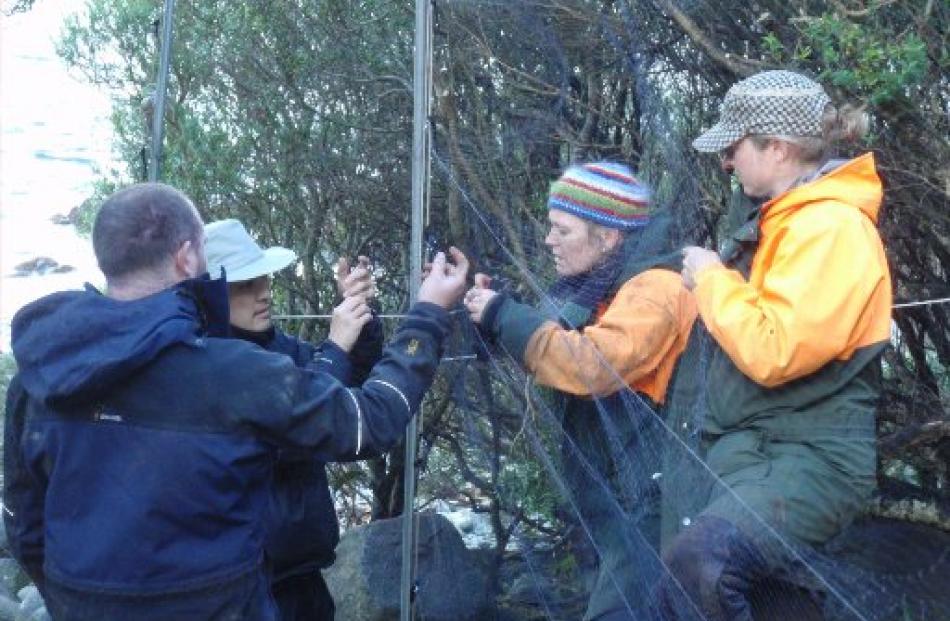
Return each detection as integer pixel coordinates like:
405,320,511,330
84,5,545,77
4,0,947,566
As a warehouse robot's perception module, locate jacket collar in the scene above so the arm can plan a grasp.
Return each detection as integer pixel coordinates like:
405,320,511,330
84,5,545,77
11,274,230,407
761,152,883,228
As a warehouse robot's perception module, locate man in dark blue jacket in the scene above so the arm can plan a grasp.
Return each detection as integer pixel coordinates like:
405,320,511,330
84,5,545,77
3,183,468,620
204,218,384,620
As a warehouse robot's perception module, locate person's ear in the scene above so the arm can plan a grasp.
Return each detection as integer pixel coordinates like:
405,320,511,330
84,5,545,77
770,138,794,163
601,228,622,252
174,240,203,279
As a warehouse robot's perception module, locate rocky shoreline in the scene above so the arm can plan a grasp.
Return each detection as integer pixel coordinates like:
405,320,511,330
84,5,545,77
0,523,50,621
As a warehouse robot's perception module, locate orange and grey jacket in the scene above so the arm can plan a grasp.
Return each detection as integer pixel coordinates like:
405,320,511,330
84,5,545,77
478,248,697,620
695,152,892,440
482,266,696,405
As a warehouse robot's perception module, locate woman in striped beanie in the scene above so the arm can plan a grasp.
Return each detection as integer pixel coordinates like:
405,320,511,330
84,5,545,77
465,162,697,621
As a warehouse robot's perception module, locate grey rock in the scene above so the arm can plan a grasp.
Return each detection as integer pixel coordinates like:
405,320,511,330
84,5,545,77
446,510,474,533
822,517,950,621
12,258,58,277
0,560,22,598
13,588,33,604
0,595,17,621
324,512,492,621
505,575,544,605
15,586,42,621
25,606,49,621
9,257,75,277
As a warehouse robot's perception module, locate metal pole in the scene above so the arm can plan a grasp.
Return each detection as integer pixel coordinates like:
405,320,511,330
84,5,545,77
148,0,176,182
400,0,432,618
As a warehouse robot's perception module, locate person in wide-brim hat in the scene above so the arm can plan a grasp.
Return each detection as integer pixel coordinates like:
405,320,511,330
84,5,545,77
205,218,375,337
204,217,381,620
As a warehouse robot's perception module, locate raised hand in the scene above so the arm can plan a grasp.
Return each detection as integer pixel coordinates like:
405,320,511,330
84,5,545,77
336,256,376,301
328,295,373,352
464,272,498,325
417,247,470,309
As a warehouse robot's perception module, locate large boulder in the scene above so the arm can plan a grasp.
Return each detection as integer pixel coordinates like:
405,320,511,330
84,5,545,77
822,517,950,621
10,258,74,278
0,594,15,621
324,512,492,621
0,560,24,599
13,586,46,621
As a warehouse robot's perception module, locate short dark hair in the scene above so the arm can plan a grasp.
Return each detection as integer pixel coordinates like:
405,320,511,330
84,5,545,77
92,183,203,280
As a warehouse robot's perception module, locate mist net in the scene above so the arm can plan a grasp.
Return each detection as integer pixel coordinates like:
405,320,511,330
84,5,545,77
5,0,948,620
401,1,950,620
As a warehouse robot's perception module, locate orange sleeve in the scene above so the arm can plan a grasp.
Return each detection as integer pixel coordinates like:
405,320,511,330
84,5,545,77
523,270,694,397
693,205,888,387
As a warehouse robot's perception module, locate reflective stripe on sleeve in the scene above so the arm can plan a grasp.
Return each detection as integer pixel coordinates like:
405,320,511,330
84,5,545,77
344,388,363,454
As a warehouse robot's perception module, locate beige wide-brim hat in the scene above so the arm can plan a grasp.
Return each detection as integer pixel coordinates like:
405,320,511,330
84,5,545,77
204,218,296,282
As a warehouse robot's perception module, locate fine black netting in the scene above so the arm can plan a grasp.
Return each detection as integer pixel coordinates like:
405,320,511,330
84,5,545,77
404,2,949,620
29,0,949,619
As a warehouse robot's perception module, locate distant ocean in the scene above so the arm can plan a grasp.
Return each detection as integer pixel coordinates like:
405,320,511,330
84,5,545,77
0,0,117,351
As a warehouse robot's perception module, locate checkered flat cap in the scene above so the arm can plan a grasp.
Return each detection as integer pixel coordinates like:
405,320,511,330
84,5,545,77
693,70,831,153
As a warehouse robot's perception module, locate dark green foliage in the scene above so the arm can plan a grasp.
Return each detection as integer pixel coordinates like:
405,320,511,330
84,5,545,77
53,0,948,553
0,352,16,410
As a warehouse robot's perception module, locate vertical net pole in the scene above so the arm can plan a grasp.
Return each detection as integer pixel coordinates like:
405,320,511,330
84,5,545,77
148,0,176,182
400,0,432,619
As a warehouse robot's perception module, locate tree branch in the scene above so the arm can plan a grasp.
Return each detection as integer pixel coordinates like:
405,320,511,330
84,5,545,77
655,0,765,77
879,419,950,458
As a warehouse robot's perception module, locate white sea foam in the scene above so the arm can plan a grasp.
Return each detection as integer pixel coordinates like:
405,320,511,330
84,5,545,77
1,0,116,351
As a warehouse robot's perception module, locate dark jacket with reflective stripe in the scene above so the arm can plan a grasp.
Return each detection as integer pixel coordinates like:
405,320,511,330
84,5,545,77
3,277,446,619
259,320,383,581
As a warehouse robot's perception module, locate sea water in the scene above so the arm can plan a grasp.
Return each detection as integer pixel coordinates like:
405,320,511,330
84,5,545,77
0,0,115,351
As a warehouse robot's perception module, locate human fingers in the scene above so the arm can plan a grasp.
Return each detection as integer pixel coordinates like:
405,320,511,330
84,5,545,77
342,266,370,287
336,295,362,313
684,246,721,272
466,287,495,308
681,270,696,291
352,300,371,316
335,257,351,283
344,282,376,302
473,273,492,289
463,285,478,304
428,251,447,277
466,292,491,324
446,246,469,279
340,267,373,296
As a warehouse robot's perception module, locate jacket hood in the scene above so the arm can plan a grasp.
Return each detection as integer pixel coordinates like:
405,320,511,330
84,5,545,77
617,209,683,282
763,152,883,225
11,275,230,407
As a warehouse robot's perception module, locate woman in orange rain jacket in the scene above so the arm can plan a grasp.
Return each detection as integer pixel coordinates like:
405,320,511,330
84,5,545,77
663,70,892,621
466,162,697,621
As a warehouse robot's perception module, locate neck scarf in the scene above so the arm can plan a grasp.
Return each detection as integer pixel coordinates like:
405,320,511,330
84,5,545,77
544,244,626,330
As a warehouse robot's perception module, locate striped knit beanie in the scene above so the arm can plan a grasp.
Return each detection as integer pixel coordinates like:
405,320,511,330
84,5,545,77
547,162,651,230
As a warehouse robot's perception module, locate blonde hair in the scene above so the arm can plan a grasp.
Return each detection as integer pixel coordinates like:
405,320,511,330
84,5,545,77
750,103,869,164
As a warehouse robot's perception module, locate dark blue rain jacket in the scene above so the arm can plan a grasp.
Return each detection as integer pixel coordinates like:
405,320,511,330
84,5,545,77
258,319,384,582
3,277,448,620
